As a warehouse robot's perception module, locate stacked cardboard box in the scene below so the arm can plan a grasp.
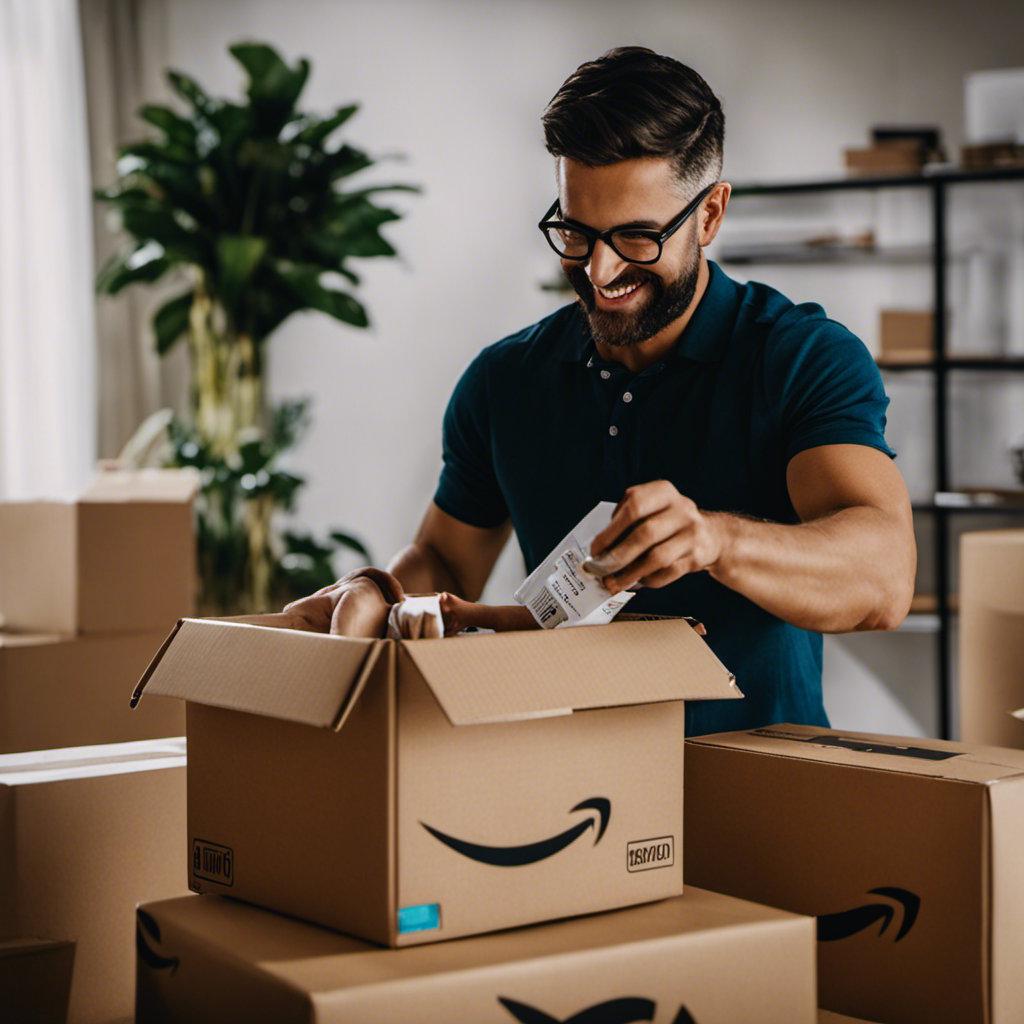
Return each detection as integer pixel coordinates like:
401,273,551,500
128,609,828,1020
135,887,817,1023
0,739,189,1023
0,468,198,752
133,614,741,945
959,529,1024,749
684,724,1024,1024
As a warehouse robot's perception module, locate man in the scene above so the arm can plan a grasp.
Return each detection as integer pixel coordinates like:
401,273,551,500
290,47,916,736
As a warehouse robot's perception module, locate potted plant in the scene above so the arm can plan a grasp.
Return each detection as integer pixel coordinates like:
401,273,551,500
95,41,416,613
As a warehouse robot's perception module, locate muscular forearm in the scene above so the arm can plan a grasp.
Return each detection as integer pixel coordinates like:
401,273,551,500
706,507,915,633
387,542,466,598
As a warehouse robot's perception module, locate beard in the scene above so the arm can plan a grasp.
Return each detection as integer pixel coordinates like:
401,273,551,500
564,236,702,348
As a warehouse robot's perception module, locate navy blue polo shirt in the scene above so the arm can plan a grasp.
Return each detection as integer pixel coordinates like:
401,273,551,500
434,260,895,736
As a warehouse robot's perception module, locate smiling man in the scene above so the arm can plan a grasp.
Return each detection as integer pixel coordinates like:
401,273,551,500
298,47,917,735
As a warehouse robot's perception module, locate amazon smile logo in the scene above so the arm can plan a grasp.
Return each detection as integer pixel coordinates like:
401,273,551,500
421,797,611,867
499,996,696,1023
817,887,920,943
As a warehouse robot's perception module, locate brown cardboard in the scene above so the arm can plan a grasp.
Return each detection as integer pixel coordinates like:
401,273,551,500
0,469,198,635
684,724,1024,1024
0,739,190,1023
135,887,817,1024
959,529,1024,748
0,937,76,1024
819,1013,880,1024
133,615,740,947
879,310,934,361
844,142,925,176
0,630,184,753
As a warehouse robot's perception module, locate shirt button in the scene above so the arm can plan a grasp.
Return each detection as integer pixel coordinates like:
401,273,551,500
609,425,619,437
622,391,633,403
600,370,611,380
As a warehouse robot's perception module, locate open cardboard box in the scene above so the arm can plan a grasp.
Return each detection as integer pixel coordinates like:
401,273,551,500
135,887,816,1024
0,468,198,635
684,724,1024,1024
132,614,740,947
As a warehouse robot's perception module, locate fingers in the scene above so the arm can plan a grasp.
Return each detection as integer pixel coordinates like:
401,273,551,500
329,578,392,637
590,481,676,557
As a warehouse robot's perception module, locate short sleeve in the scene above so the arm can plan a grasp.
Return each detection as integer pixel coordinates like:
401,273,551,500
765,306,897,463
433,350,510,528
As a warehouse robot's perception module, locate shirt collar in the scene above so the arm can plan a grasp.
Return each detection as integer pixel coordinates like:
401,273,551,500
560,260,740,367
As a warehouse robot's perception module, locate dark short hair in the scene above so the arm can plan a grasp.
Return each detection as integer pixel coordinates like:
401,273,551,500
542,47,724,193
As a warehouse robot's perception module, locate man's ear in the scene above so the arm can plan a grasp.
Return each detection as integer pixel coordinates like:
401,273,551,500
698,181,731,246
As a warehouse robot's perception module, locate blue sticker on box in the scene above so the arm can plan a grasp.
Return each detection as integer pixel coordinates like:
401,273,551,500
397,903,440,934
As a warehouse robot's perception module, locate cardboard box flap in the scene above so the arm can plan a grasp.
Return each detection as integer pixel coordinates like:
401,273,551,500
81,467,201,503
400,618,740,726
689,723,1024,783
132,619,379,729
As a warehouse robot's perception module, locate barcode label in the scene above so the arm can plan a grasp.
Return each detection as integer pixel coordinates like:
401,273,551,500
528,587,569,628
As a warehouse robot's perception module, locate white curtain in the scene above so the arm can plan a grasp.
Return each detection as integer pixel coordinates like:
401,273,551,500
0,0,97,499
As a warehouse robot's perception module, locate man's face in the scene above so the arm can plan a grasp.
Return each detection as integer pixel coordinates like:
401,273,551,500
557,157,703,348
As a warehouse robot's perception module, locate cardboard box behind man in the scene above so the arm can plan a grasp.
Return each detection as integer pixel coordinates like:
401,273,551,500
133,614,740,947
684,724,1024,1024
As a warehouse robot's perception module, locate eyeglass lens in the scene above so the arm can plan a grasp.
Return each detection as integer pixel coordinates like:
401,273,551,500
544,225,660,263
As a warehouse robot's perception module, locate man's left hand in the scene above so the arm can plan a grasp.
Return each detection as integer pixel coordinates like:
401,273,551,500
588,480,726,594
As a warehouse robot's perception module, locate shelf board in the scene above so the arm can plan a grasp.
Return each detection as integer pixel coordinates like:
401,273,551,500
731,166,1024,196
912,490,1024,513
876,354,1024,371
718,244,934,265
909,594,959,614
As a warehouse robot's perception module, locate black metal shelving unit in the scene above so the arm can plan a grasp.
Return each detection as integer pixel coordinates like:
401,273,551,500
726,166,1024,740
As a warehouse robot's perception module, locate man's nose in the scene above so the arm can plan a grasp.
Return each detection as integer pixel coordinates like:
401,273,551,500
585,238,627,288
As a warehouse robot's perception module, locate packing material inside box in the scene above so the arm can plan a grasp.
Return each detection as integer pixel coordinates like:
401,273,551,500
959,529,1024,749
684,724,1024,1024
0,630,184,753
0,738,189,1024
0,468,198,635
132,615,740,946
136,887,816,1024
0,937,75,1024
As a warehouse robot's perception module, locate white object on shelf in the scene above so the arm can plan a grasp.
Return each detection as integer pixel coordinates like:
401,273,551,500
965,67,1024,144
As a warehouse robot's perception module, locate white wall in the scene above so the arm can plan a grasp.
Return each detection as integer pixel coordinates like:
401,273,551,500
155,0,1024,736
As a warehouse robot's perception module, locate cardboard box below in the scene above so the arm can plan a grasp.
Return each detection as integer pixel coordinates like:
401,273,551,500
134,615,740,946
0,937,75,1024
136,887,816,1024
959,529,1024,748
0,468,198,635
0,738,190,1024
0,630,185,753
684,724,1024,1024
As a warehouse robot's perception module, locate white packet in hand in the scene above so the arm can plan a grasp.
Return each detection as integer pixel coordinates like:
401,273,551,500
513,502,635,629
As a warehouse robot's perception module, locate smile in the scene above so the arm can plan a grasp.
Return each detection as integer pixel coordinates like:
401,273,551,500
597,281,643,300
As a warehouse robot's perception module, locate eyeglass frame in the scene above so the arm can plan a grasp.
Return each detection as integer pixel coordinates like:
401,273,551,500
537,180,719,265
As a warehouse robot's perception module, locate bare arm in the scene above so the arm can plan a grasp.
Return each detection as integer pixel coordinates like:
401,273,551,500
387,502,513,602
590,444,916,633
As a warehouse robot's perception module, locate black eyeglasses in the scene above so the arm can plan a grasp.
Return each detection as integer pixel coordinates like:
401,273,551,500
538,181,718,265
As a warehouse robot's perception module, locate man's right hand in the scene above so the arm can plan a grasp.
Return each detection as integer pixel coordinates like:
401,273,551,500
282,567,405,636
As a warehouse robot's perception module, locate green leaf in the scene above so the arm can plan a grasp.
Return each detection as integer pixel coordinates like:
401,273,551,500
153,291,194,354
120,205,209,264
323,143,374,181
216,235,269,311
329,530,372,561
230,43,310,105
272,265,369,327
167,69,211,111
95,243,173,295
139,104,198,148
295,104,358,146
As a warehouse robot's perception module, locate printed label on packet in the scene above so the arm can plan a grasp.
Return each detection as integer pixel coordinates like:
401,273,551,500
514,502,635,629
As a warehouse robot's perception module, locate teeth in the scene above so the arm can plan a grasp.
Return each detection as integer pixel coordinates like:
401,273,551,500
598,281,641,299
